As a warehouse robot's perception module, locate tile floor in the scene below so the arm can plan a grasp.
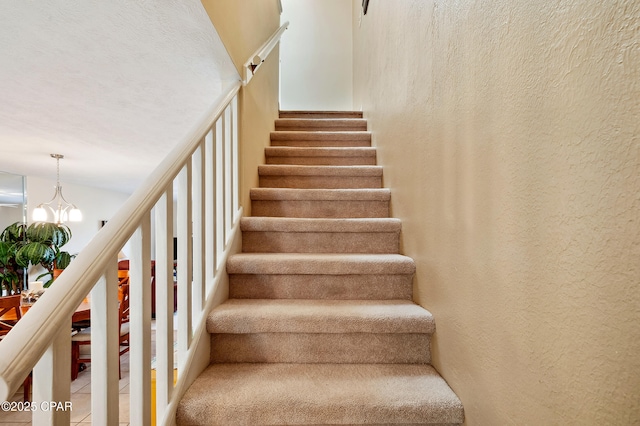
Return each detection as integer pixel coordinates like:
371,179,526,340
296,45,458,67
0,352,132,425
0,314,178,426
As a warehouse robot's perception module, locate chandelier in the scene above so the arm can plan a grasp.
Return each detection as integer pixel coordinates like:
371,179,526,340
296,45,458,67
32,154,82,224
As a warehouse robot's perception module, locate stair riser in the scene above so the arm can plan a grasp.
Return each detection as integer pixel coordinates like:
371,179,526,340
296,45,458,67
211,333,430,364
242,231,399,254
280,111,363,119
251,199,389,218
266,156,376,166
275,124,368,132
271,131,371,147
275,120,367,132
229,274,413,300
259,175,382,189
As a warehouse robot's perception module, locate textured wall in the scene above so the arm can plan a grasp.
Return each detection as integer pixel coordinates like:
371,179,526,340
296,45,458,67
352,1,640,424
201,0,281,214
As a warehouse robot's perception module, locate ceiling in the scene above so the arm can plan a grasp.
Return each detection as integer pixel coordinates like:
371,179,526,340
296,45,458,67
0,0,239,195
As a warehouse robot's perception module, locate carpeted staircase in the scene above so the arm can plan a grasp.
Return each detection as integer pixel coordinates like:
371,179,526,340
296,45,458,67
177,111,464,425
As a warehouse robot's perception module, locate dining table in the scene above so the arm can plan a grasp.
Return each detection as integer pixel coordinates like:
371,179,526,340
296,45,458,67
0,298,91,323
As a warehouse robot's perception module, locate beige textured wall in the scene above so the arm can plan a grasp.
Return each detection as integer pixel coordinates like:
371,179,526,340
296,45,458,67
201,0,281,213
353,1,639,424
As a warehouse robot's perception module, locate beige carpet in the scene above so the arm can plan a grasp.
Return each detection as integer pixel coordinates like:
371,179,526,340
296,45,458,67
177,111,464,425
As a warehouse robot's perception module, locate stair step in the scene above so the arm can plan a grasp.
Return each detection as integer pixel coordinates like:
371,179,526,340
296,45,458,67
250,188,390,218
180,109,464,423
177,363,464,425
228,253,415,300
265,146,377,165
227,253,416,274
241,217,401,253
259,165,383,189
207,299,434,334
207,299,433,364
280,110,363,119
271,131,371,147
275,118,368,131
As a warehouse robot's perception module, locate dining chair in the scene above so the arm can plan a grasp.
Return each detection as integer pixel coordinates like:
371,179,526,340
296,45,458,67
0,294,33,402
0,294,22,335
70,282,130,380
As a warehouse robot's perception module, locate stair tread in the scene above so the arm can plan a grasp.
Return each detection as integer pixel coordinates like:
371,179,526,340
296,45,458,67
276,118,367,123
227,253,416,275
241,217,401,232
250,187,391,201
280,110,364,118
275,119,367,131
177,363,464,425
207,299,434,334
259,164,383,176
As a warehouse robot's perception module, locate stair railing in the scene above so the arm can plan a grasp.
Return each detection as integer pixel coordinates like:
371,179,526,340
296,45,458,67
0,81,242,425
243,21,289,84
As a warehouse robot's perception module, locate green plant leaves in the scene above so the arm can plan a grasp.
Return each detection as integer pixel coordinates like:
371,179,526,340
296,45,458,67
0,222,26,243
1,221,74,292
55,251,73,269
26,222,71,247
0,241,12,265
0,270,19,293
16,242,55,268
0,223,27,294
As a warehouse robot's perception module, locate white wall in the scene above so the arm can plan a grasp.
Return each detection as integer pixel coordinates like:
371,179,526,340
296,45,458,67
280,0,353,111
0,171,26,231
0,206,23,232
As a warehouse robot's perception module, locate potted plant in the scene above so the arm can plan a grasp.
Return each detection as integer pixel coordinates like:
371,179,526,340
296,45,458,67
15,222,74,288
0,222,27,295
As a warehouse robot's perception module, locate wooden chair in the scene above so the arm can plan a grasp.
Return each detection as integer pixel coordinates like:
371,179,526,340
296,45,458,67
0,295,32,402
71,283,130,380
0,294,22,336
72,273,127,333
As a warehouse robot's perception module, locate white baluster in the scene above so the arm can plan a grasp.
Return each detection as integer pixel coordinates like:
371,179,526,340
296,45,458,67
91,264,120,426
154,189,174,423
205,129,216,289
177,165,193,370
32,319,71,425
192,143,206,319
215,118,224,269
224,105,233,244
232,95,240,221
130,215,152,425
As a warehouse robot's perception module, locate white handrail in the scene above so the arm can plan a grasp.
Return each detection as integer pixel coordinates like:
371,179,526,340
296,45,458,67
243,21,289,85
0,81,242,424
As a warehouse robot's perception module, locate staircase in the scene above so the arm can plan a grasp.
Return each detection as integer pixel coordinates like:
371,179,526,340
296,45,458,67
177,111,464,425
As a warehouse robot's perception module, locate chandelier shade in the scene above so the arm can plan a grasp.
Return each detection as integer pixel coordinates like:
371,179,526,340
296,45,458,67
32,154,82,224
